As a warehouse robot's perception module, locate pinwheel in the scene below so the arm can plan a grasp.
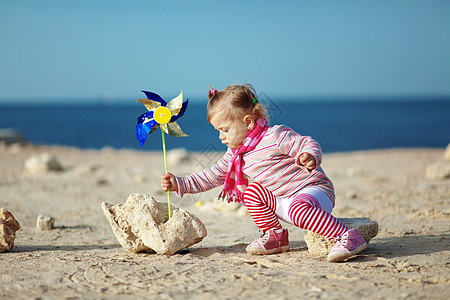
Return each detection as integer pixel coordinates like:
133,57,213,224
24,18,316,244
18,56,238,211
136,90,188,218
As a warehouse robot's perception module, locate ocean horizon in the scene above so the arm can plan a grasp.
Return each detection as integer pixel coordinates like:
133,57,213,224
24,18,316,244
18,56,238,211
1,97,449,153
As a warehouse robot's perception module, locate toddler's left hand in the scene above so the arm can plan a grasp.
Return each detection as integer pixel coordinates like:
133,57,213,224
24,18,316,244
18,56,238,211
299,153,316,170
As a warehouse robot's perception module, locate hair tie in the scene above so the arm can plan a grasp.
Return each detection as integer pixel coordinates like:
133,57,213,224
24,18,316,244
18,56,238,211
252,98,259,104
210,88,217,95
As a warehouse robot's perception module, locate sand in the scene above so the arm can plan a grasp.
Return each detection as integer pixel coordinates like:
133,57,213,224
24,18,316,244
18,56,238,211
0,143,449,299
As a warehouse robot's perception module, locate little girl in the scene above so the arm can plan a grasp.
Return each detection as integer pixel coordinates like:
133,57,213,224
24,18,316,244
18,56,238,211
161,84,367,262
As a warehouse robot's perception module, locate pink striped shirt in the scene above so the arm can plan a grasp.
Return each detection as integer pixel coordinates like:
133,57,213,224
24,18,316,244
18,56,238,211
176,125,335,205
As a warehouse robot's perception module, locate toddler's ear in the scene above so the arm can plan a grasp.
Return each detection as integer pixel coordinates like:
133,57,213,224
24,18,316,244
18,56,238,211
243,115,255,130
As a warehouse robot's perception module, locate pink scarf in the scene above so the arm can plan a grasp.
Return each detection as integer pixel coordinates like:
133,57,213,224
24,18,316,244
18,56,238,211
218,118,269,203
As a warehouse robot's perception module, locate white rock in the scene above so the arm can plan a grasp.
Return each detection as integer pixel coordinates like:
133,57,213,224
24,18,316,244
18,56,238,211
36,215,55,230
213,200,242,212
304,217,378,255
133,174,147,184
444,143,450,162
236,205,250,217
0,128,26,145
74,164,99,176
167,148,190,165
25,153,63,174
425,162,450,180
197,199,249,216
102,193,207,255
0,208,20,252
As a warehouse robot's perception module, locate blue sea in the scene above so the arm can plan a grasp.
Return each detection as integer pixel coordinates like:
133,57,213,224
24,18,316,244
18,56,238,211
1,97,449,153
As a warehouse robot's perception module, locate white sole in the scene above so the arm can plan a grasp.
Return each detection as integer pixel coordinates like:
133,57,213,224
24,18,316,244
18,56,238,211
327,242,367,262
246,245,290,255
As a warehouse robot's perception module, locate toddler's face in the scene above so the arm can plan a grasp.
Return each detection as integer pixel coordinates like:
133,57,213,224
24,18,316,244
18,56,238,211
210,115,249,149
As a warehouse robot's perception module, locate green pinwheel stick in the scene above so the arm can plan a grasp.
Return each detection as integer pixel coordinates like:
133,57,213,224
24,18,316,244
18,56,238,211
136,90,188,219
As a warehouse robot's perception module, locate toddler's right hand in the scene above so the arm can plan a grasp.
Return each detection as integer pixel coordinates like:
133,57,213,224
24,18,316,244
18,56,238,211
161,173,178,192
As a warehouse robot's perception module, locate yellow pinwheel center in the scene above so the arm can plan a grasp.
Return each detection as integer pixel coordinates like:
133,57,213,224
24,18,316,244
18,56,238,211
154,106,172,124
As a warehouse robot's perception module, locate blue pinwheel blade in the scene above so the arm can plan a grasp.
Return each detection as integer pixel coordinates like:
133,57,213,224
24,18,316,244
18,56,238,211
170,98,189,122
136,113,157,147
137,111,154,123
141,90,167,106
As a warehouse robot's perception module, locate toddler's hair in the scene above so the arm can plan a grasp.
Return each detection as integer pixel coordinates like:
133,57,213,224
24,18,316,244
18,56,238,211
207,84,269,123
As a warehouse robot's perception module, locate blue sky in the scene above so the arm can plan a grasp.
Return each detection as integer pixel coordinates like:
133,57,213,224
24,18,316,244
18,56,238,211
1,0,449,103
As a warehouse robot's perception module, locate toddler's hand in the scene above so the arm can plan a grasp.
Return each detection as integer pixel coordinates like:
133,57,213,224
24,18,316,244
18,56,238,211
299,153,316,170
161,173,178,192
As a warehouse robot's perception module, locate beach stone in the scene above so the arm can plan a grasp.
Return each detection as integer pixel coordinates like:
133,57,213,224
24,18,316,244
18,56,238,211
133,174,147,184
213,200,242,212
304,217,378,255
0,128,27,145
74,164,99,176
102,193,207,255
197,199,249,216
25,153,63,174
425,162,450,180
36,215,55,230
167,148,190,165
444,143,450,162
0,208,21,252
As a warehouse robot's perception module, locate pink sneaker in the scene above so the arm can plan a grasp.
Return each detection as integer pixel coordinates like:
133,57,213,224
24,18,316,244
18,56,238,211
246,229,290,255
327,228,367,262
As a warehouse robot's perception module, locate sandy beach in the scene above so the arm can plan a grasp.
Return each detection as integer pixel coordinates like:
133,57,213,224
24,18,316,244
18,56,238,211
0,143,449,299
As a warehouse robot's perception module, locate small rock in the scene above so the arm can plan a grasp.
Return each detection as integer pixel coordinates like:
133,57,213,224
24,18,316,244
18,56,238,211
102,193,207,255
236,205,249,217
418,183,436,191
0,208,21,252
197,199,248,216
74,164,99,175
304,217,378,255
25,153,63,174
133,174,147,184
36,215,55,230
9,143,25,154
213,200,242,212
0,128,27,145
444,143,450,162
96,178,109,186
425,162,450,180
347,167,364,177
167,148,190,165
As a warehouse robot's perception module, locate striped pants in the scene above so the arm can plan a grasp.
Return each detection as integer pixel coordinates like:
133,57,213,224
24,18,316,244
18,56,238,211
242,182,348,238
